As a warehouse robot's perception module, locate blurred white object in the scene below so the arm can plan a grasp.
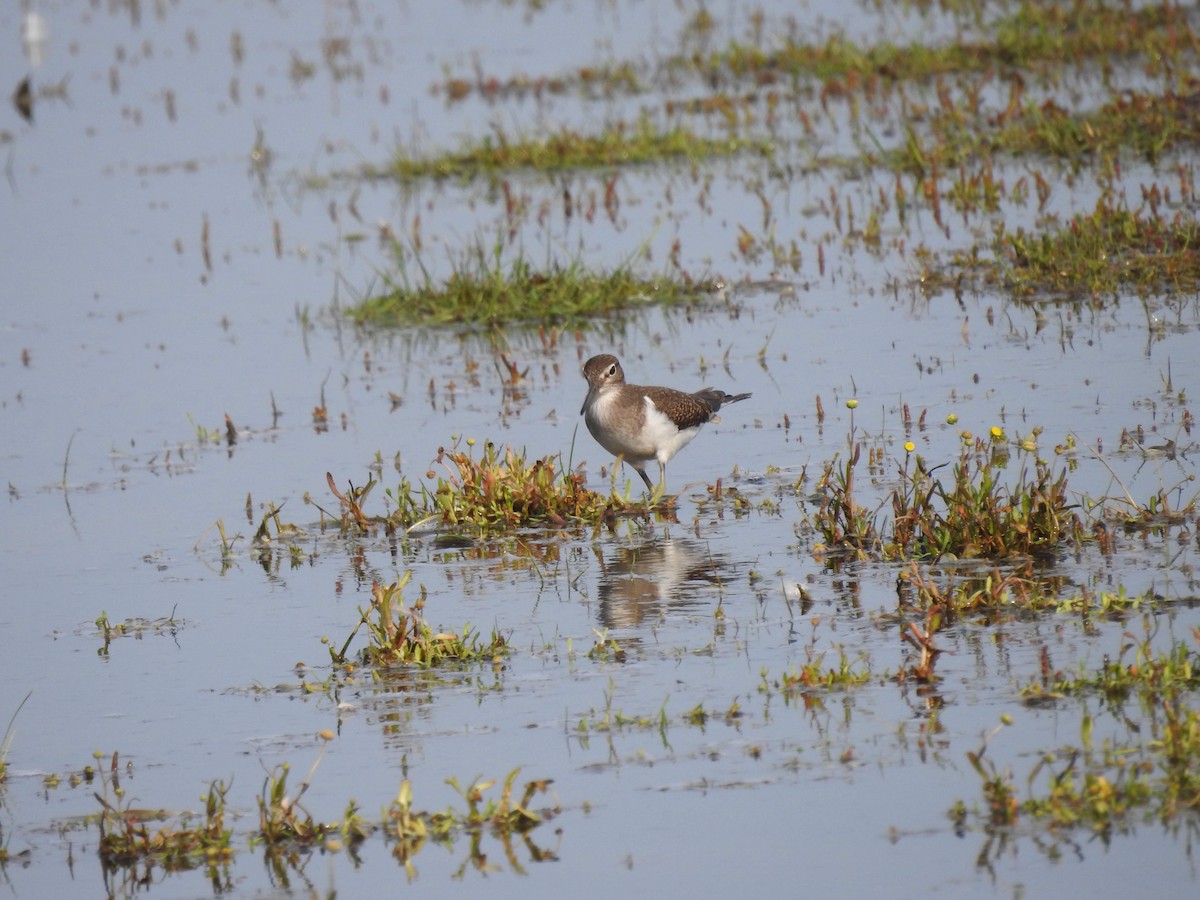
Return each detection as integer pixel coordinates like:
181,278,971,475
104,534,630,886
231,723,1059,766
22,8,49,69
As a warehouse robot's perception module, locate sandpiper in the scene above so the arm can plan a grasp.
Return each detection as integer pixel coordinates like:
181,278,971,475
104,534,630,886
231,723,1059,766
580,353,751,492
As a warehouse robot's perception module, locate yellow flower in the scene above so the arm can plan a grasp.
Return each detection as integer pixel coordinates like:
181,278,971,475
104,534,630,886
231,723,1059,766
946,414,958,425
846,399,858,409
904,441,915,453
990,426,1004,440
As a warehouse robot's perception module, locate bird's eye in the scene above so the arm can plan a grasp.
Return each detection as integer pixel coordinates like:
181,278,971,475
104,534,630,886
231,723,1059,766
608,365,616,375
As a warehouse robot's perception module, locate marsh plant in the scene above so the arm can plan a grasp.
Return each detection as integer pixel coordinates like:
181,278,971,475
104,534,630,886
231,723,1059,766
0,692,31,785
814,429,1085,561
423,436,618,529
329,572,509,669
91,751,234,873
352,238,725,327
301,435,641,539
83,741,556,883
956,623,1200,838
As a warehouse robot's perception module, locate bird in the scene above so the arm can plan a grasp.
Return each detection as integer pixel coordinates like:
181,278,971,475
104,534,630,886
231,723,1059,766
580,353,751,492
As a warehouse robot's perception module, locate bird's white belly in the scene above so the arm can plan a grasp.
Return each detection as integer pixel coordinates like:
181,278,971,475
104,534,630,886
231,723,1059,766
584,390,702,464
641,399,701,464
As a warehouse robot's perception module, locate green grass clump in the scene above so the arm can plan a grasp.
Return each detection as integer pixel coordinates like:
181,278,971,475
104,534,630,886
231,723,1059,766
957,635,1200,838
424,437,625,530
916,188,1200,305
303,437,640,539
350,250,713,327
1021,626,1200,706
92,752,234,872
331,572,509,669
998,89,1200,164
386,770,557,879
759,649,872,699
90,738,557,882
383,115,762,180
695,0,1192,85
814,432,1083,562
896,444,1080,560
998,201,1200,299
254,759,337,849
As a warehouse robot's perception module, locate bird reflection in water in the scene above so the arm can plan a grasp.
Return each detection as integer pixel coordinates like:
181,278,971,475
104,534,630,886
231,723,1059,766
595,538,732,630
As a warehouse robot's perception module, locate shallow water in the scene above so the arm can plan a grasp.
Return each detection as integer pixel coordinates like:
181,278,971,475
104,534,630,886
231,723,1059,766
2,1,1200,897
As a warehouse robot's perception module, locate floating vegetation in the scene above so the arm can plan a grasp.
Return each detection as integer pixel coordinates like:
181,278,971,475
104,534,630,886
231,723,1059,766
1021,622,1200,707
758,621,873,701
386,770,559,880
759,648,873,697
93,609,185,657
574,680,669,740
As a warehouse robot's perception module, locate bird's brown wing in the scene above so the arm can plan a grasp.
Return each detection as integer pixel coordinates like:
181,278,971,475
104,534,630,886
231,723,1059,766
639,386,719,429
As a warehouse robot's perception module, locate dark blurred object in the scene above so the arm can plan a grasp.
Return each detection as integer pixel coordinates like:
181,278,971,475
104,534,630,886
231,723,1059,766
13,77,33,122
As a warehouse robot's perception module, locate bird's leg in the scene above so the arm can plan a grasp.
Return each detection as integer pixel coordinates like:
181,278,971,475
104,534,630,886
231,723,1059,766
646,461,669,504
635,465,655,492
